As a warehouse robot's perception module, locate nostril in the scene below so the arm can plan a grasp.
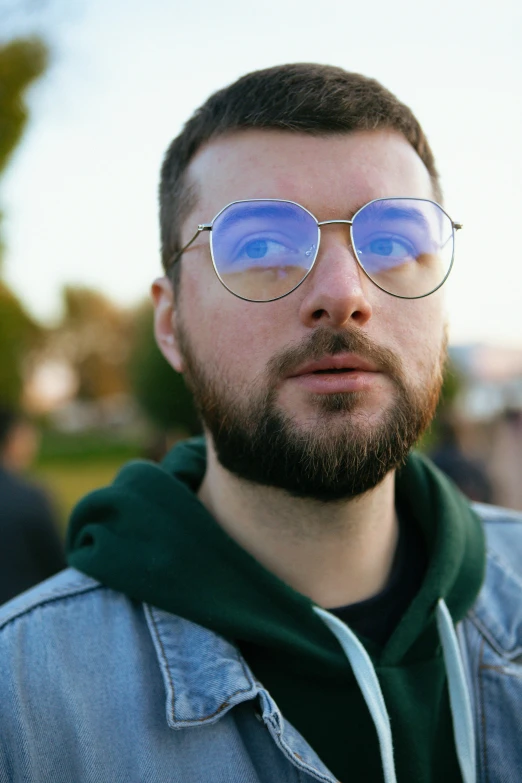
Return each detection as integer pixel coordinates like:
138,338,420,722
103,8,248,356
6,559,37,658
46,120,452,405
312,309,326,321
312,307,367,324
351,309,370,325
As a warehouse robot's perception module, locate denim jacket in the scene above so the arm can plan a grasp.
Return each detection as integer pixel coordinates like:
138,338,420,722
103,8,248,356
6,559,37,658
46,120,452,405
0,504,521,783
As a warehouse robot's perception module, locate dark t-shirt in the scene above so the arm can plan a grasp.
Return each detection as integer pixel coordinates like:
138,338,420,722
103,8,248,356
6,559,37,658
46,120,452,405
0,467,65,604
330,508,427,645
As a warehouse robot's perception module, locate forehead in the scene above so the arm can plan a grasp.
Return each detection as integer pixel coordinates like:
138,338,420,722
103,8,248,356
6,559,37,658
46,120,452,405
185,128,434,222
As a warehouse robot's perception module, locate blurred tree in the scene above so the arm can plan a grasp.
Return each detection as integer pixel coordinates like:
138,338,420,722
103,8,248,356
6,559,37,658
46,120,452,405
437,357,462,414
418,357,464,451
0,37,47,175
0,37,48,406
129,303,200,435
0,37,48,266
41,286,134,401
0,281,39,407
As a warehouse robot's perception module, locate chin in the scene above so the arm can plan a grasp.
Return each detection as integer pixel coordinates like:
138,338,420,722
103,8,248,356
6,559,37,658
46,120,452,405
287,390,391,425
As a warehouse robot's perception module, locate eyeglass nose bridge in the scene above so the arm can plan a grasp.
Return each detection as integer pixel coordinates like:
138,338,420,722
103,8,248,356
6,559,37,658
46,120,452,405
317,219,354,227
315,218,357,262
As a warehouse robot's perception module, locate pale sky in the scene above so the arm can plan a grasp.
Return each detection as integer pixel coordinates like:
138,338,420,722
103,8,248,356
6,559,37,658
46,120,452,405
1,0,521,345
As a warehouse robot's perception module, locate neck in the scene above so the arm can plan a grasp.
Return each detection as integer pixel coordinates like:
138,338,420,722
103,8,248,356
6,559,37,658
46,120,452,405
198,438,399,608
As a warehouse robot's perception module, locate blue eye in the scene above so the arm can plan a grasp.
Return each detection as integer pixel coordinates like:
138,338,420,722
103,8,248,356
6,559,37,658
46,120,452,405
370,239,393,256
367,237,414,258
231,235,299,269
244,239,268,259
356,233,419,275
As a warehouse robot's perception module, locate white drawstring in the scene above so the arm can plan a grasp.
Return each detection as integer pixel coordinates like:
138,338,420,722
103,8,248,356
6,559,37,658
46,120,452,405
436,599,476,783
314,600,476,783
313,606,397,783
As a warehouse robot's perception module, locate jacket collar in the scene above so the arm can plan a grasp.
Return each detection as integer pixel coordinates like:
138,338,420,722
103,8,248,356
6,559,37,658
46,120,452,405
143,529,522,731
468,542,522,659
143,603,339,782
144,604,261,727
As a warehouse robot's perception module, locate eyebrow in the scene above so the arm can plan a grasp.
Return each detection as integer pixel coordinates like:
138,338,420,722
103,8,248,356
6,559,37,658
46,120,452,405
356,202,430,230
204,198,432,231
216,201,311,227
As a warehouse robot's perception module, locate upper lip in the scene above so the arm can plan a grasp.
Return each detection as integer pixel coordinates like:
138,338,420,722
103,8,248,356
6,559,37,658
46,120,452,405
289,353,379,377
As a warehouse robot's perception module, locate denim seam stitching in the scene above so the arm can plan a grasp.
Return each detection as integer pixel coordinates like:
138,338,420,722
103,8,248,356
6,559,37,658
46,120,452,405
467,609,522,660
477,638,489,783
478,663,522,676
264,714,335,783
0,581,103,631
146,605,257,724
145,604,177,724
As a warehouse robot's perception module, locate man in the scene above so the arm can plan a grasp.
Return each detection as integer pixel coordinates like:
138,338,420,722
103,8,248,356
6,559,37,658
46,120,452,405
0,64,520,783
0,407,64,604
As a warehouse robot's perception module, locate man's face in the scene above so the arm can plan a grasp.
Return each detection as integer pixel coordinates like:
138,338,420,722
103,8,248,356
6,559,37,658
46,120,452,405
154,129,447,500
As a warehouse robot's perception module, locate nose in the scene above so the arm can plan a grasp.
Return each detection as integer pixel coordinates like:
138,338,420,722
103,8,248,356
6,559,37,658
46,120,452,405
298,228,373,329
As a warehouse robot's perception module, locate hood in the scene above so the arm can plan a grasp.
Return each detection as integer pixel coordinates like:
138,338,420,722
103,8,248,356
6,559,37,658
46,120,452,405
67,437,485,667
67,437,485,783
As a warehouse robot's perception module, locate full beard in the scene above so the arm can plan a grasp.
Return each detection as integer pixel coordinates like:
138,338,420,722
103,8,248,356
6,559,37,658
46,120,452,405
177,324,445,502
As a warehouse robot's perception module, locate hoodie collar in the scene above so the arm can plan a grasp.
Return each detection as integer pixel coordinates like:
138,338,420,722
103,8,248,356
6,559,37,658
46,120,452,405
67,438,485,668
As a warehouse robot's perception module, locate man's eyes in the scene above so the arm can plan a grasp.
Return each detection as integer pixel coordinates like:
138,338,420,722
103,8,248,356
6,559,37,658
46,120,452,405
231,235,299,266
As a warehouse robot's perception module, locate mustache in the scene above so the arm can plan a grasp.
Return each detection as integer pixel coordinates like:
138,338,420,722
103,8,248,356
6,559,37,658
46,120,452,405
266,327,404,384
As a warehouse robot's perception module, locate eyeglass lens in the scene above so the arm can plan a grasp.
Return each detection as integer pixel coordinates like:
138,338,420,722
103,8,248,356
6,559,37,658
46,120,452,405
209,199,454,302
351,199,454,298
210,200,318,302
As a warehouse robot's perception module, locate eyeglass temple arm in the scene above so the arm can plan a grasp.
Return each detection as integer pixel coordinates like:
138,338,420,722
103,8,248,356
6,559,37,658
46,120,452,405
168,224,212,269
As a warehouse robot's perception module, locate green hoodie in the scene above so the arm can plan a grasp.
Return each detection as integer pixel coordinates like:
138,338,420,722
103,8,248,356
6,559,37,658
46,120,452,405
67,439,485,783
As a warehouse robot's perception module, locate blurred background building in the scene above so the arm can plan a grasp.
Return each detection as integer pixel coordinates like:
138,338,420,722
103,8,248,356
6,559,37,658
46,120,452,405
442,346,522,509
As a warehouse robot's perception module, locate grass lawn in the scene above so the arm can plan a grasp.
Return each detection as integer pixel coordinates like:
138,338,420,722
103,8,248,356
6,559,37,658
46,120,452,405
32,458,133,537
27,430,145,535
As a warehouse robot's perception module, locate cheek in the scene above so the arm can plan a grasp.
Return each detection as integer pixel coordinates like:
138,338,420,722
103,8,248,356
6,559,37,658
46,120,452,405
179,268,290,380
402,303,446,373
375,295,446,374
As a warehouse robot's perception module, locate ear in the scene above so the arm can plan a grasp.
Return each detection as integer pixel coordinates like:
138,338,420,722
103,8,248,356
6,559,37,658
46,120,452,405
151,276,185,372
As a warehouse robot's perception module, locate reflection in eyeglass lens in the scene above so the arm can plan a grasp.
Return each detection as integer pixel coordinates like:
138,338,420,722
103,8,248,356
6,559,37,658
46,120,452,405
209,198,454,301
212,201,318,301
352,200,453,297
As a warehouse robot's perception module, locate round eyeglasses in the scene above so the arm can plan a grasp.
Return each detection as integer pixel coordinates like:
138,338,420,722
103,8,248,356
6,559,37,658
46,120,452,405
167,198,462,302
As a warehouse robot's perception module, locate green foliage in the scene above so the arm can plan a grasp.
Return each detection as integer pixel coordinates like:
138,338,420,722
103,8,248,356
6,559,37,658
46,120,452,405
0,37,48,268
128,304,200,434
0,282,40,407
45,285,134,401
417,358,464,452
32,458,136,532
36,428,142,464
0,37,48,177
0,37,48,406
437,357,462,413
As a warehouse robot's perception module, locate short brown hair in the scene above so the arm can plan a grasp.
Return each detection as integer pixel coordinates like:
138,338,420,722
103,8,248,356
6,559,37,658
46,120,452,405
160,63,441,283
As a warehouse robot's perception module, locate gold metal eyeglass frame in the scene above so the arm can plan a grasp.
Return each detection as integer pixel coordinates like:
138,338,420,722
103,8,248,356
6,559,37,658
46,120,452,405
167,197,462,302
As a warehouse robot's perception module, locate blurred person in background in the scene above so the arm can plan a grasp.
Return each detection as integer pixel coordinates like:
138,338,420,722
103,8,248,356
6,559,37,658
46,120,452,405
1,64,521,783
429,417,494,504
0,407,65,604
488,407,522,511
